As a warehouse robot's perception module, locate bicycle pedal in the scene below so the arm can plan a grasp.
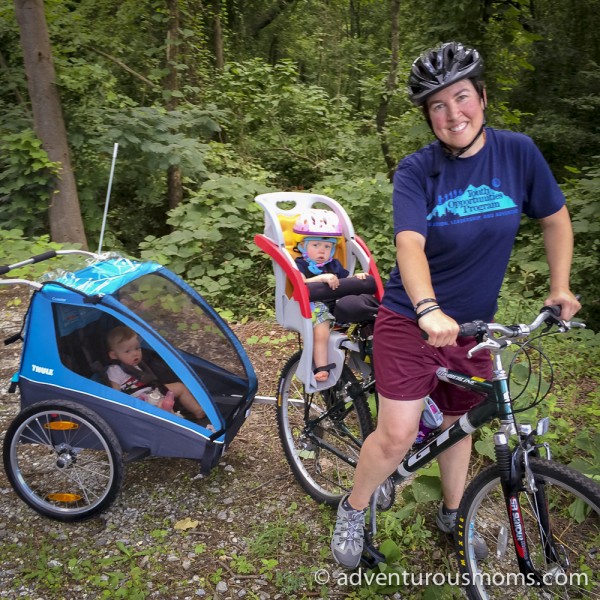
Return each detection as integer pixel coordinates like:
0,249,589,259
360,541,386,569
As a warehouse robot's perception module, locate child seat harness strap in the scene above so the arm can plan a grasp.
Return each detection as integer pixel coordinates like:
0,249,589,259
117,361,168,395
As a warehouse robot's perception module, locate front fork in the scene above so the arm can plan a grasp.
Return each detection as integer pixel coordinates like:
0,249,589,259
495,422,564,583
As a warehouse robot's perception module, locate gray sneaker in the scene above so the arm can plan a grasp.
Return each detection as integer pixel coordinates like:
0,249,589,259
436,504,489,561
331,495,367,569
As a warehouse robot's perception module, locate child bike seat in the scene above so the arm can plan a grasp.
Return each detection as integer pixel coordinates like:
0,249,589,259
254,192,383,392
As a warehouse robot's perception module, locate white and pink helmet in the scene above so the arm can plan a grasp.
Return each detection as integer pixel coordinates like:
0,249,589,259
292,209,343,242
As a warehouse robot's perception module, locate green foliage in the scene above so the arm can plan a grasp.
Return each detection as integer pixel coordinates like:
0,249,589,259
206,58,374,188
78,104,223,251
315,173,395,279
139,174,272,319
508,0,600,171
0,129,59,235
503,163,600,331
566,165,600,330
0,229,76,280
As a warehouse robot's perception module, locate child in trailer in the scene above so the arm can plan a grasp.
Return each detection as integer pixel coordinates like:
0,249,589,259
292,209,369,382
106,325,207,422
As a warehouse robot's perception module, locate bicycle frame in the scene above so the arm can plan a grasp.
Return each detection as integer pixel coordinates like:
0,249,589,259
359,341,561,581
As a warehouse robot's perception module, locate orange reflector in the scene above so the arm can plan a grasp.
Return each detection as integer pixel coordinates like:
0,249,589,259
44,421,79,431
47,493,82,503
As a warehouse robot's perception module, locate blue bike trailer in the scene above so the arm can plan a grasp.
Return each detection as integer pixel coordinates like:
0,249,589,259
6,252,258,474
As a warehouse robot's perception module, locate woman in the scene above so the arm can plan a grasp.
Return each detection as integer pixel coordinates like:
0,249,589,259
330,41,581,569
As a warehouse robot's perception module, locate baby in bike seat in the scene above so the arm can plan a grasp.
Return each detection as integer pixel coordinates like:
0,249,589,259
292,209,373,382
106,326,207,423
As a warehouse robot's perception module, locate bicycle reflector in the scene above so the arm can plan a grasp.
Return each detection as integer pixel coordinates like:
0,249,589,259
44,421,79,430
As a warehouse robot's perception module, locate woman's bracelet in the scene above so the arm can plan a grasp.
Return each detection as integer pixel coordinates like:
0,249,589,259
413,297,437,312
415,304,441,321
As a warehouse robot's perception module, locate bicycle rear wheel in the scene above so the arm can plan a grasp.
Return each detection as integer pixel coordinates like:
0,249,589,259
457,457,600,599
276,350,374,506
3,400,124,521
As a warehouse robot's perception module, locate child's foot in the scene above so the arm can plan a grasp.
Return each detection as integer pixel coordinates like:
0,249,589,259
315,370,329,382
159,391,175,412
313,363,335,382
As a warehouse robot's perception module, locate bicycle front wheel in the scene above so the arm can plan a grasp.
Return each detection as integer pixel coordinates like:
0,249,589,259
276,350,374,506
3,400,124,521
457,457,600,599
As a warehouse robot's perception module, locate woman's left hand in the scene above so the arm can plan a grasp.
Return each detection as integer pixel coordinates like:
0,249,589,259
544,289,581,321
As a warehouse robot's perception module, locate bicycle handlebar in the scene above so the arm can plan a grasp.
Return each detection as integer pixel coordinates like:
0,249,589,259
0,249,101,285
459,304,585,342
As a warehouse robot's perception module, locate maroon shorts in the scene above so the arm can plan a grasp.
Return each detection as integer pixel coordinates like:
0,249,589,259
373,305,492,415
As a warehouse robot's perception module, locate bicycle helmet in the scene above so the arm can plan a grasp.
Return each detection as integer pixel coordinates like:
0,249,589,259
292,209,343,274
293,209,343,238
408,42,483,107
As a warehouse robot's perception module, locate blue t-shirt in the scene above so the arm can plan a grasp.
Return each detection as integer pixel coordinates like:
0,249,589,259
382,128,565,323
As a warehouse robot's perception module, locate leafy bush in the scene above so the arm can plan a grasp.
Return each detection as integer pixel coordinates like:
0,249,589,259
206,59,376,188
0,129,59,236
0,229,78,281
504,163,600,331
139,174,272,320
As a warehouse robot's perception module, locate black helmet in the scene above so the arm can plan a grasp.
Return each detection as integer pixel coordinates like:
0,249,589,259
408,42,484,106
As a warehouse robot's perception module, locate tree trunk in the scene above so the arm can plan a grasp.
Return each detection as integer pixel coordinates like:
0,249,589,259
14,0,88,248
251,0,296,36
375,0,400,180
165,0,183,210
213,0,224,70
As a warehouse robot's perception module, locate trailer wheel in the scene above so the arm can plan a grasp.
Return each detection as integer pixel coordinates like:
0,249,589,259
3,400,124,521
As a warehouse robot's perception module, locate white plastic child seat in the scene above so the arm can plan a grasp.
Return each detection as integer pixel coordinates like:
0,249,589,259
254,192,383,393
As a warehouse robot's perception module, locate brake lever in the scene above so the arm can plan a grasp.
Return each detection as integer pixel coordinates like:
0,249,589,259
467,337,506,359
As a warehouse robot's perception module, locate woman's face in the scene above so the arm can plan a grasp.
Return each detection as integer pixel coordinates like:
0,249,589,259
426,79,486,157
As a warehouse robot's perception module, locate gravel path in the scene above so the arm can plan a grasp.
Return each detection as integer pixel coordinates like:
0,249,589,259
0,288,403,600
0,288,434,600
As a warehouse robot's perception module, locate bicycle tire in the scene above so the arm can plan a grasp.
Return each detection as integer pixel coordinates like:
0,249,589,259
457,457,600,599
276,350,374,506
3,400,124,521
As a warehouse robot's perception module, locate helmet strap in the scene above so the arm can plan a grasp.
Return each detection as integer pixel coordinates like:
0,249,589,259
441,121,486,160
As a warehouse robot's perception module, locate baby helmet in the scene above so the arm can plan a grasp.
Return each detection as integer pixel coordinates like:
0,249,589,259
292,209,343,273
292,209,343,244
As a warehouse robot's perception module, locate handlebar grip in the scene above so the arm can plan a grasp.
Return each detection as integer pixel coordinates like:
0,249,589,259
0,265,9,276
458,322,482,337
421,320,484,340
30,250,57,264
541,304,561,317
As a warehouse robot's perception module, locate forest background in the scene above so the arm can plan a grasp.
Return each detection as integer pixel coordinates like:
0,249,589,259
1,0,600,330
1,3,600,597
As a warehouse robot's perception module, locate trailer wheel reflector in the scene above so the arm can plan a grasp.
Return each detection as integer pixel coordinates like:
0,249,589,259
44,421,79,431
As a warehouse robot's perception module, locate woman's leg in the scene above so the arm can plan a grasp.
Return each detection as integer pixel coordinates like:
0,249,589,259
348,395,423,509
436,413,471,509
331,395,423,568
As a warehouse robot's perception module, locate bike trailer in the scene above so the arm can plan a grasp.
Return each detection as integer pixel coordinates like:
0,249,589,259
3,252,257,473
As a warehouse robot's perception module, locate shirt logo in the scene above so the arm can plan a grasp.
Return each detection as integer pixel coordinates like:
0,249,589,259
427,184,517,223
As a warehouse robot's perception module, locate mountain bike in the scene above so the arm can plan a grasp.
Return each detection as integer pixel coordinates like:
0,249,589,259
276,304,600,598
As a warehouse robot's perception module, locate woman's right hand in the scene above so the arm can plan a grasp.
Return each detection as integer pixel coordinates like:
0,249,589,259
419,309,459,347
